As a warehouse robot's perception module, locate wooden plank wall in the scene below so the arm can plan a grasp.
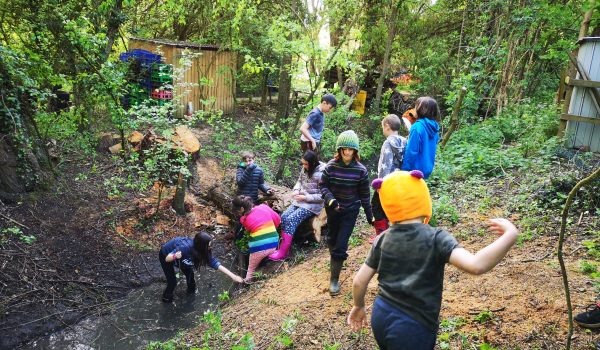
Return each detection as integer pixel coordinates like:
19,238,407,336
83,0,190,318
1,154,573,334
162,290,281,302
566,39,600,152
128,39,236,115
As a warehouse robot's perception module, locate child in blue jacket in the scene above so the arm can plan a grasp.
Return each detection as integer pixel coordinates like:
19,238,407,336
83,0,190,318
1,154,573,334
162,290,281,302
401,97,440,179
159,231,243,303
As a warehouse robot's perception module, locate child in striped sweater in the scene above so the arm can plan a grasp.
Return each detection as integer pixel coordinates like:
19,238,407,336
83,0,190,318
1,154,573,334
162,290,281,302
232,195,281,282
319,130,373,296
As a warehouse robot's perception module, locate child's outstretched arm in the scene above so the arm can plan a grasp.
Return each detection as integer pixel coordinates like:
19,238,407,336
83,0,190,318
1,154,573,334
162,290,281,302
449,218,519,275
347,263,377,331
217,265,244,283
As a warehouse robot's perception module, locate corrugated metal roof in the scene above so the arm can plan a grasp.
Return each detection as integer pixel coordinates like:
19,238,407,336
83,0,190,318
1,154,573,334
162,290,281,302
578,37,600,44
128,37,224,51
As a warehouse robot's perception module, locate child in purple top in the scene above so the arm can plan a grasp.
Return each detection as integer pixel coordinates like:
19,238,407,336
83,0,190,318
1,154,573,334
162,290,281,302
319,130,373,296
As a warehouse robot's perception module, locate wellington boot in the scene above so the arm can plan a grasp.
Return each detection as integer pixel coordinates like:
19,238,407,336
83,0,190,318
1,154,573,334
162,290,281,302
329,258,344,296
268,232,293,261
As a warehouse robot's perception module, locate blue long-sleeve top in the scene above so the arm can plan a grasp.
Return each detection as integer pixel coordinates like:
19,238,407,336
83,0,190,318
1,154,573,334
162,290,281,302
160,237,221,270
401,118,440,179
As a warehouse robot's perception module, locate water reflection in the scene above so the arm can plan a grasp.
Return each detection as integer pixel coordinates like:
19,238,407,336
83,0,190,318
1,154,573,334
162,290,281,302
24,261,238,350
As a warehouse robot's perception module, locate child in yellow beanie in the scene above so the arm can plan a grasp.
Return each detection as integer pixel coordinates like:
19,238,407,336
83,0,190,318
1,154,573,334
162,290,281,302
347,170,519,350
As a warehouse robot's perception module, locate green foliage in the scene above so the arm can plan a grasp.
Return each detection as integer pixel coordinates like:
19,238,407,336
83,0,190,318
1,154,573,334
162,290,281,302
1,227,36,245
235,231,251,253
348,233,363,248
473,310,494,324
430,195,459,227
218,291,231,303
432,102,563,183
579,260,598,275
146,340,178,350
323,342,341,350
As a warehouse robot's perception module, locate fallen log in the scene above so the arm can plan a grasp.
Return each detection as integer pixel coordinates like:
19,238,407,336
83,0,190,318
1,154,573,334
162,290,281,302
205,178,327,242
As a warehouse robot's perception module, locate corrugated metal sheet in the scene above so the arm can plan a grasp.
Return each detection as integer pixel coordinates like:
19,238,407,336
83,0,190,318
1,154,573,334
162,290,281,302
128,38,236,115
567,38,600,152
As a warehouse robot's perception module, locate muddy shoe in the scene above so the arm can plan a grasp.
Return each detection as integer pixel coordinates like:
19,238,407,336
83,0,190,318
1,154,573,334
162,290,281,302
162,295,173,303
187,284,197,295
575,302,600,329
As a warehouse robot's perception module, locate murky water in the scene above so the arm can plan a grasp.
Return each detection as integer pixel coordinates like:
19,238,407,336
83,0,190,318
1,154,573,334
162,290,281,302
23,260,240,350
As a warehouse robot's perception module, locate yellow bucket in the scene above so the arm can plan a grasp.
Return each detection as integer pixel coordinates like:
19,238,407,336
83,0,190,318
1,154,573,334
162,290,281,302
352,90,367,115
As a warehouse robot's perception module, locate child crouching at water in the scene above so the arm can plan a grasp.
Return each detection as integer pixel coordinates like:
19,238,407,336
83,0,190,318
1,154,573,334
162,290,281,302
347,170,519,349
232,195,281,282
159,231,243,303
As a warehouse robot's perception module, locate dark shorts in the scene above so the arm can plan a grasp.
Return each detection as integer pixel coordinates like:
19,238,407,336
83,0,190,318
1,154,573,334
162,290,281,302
300,140,320,154
371,297,436,350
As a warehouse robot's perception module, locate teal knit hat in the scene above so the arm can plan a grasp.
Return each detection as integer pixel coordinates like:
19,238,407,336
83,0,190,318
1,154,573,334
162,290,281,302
336,130,360,151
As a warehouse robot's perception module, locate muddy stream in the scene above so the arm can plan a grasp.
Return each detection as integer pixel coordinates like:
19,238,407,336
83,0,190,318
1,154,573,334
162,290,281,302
20,253,240,350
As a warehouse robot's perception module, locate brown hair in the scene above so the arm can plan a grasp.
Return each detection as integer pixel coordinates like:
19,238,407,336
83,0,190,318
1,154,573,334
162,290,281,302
232,195,254,215
382,114,402,131
334,148,360,162
303,150,320,178
240,151,255,161
415,96,441,122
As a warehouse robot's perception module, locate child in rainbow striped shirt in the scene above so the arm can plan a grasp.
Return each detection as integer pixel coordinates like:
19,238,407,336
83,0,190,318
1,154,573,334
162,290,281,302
232,195,281,282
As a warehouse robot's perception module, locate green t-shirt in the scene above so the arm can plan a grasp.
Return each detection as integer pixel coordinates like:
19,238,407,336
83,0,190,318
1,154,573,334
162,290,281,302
365,223,460,331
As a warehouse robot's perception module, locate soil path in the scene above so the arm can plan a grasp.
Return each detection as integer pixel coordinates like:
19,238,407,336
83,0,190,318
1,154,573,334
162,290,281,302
185,219,597,349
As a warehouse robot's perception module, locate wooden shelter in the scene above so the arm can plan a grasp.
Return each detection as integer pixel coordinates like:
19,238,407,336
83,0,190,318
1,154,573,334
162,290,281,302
559,37,600,152
128,37,237,115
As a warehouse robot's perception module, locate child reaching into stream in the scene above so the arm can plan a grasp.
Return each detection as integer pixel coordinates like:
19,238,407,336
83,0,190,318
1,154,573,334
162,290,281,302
159,231,243,303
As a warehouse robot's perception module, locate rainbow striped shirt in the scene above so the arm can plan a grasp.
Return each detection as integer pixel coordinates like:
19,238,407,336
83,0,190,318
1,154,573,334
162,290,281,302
240,204,281,254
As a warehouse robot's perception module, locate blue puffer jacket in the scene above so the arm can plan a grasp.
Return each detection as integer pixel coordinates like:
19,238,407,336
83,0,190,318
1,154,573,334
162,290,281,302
236,163,271,203
401,118,440,179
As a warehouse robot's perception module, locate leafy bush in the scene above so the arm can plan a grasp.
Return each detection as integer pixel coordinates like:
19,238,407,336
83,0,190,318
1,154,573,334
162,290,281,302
432,102,562,182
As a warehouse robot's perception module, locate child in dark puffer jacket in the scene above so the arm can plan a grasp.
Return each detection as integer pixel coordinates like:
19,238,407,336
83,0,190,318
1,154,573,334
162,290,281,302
236,151,273,203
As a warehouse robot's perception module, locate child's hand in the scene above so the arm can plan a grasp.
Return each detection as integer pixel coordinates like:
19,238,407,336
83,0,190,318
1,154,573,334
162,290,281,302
267,189,274,196
293,194,306,202
239,162,246,167
347,306,367,331
232,275,244,283
174,251,182,259
488,218,518,237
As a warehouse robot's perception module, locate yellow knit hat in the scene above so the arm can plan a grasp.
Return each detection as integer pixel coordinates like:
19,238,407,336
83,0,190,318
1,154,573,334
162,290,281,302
372,170,432,224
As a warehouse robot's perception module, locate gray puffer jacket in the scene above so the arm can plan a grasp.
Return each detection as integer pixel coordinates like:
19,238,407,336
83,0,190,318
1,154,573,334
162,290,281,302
292,162,326,215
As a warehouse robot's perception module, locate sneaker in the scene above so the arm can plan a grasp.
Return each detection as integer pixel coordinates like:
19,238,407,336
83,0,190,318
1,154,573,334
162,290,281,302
574,302,600,329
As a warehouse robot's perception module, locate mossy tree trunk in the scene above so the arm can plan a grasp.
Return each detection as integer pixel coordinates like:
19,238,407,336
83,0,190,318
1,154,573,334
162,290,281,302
0,56,53,202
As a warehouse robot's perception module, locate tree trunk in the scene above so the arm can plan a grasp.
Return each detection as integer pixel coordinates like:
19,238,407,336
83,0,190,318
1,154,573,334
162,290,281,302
440,86,467,149
0,49,55,199
373,1,400,115
261,70,268,105
330,27,345,88
277,54,292,118
579,2,595,40
172,172,186,215
103,0,124,61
